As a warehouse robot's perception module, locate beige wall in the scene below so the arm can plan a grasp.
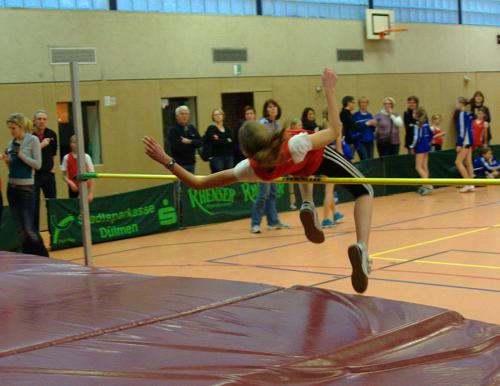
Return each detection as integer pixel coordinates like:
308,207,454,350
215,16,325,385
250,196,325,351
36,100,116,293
0,8,499,229
1,8,500,83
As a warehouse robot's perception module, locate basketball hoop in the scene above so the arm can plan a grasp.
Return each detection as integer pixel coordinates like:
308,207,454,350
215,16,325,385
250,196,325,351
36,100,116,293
378,28,408,40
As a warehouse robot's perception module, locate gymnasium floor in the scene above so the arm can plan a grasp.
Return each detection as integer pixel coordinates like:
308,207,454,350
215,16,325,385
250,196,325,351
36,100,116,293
49,186,500,325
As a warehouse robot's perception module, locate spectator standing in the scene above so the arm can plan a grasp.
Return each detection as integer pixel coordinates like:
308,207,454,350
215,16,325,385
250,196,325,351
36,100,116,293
301,107,321,133
33,110,57,232
470,91,492,144
1,113,49,256
454,97,475,193
250,99,289,234
409,108,433,195
60,135,94,202
320,108,344,228
430,114,445,151
205,109,233,172
471,108,488,152
340,96,359,157
403,96,419,154
233,106,256,165
374,97,404,157
168,106,202,174
353,97,376,160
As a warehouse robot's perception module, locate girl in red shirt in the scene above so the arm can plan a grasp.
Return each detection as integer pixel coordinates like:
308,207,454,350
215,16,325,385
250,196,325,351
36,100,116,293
144,69,374,294
472,108,488,151
430,114,445,151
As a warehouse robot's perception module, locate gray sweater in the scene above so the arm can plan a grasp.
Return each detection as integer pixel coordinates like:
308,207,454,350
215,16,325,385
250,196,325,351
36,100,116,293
7,134,42,185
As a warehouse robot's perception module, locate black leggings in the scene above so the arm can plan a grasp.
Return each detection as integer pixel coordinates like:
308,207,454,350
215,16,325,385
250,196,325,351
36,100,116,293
315,145,374,198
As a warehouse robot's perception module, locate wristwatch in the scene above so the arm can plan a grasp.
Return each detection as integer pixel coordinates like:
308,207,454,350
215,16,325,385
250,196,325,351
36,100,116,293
165,158,176,171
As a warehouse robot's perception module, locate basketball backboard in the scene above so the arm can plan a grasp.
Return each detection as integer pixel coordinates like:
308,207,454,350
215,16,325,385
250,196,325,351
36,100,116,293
366,9,395,40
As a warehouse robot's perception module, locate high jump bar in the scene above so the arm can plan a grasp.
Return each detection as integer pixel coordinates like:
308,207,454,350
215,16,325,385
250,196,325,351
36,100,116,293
81,173,500,186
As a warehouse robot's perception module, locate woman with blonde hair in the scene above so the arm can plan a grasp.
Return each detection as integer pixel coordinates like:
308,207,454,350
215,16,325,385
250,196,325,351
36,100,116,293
0,113,49,256
204,108,234,173
374,97,404,157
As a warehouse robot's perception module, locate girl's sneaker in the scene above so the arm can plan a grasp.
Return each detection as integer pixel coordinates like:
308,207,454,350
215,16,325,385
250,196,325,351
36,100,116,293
321,218,336,228
348,241,372,294
333,212,344,222
299,201,325,244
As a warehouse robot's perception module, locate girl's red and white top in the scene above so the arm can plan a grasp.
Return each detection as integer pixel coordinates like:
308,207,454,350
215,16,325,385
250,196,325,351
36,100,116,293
233,133,324,182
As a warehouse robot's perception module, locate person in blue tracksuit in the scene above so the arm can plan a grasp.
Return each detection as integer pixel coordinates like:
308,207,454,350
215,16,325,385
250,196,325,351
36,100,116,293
473,147,499,179
353,97,376,160
409,108,434,195
454,97,475,193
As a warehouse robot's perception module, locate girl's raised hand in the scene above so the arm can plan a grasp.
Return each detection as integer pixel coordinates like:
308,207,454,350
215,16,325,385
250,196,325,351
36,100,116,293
321,68,338,90
143,136,170,166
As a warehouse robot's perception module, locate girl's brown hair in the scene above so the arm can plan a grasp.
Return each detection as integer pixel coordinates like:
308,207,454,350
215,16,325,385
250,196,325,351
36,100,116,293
262,99,282,121
6,113,33,133
470,91,485,107
238,121,285,168
414,107,428,126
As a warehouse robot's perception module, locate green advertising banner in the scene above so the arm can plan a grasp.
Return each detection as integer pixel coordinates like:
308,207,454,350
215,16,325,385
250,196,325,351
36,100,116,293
47,184,178,250
181,182,291,227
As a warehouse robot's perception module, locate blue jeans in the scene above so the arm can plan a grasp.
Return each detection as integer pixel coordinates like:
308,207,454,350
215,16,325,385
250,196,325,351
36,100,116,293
251,183,279,227
357,141,374,160
210,155,234,173
7,184,49,257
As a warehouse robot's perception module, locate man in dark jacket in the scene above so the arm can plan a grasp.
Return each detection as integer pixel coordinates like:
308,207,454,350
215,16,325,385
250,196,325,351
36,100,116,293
168,106,202,173
33,109,58,232
403,96,419,154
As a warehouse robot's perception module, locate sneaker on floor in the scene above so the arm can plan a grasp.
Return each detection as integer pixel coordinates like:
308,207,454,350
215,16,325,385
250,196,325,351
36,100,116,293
268,222,290,230
299,201,325,244
333,212,344,223
469,185,476,192
321,218,336,228
250,225,261,234
290,204,298,210
459,185,473,193
417,187,425,195
348,241,372,294
420,187,432,196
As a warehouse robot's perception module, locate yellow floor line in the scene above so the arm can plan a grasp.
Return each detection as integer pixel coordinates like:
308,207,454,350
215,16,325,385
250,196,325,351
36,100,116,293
372,256,500,270
372,227,495,257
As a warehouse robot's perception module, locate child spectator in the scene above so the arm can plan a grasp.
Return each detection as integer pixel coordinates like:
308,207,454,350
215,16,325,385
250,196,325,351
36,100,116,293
353,97,376,160
472,107,488,152
61,135,95,202
454,97,475,193
430,114,445,151
410,108,433,195
473,147,499,179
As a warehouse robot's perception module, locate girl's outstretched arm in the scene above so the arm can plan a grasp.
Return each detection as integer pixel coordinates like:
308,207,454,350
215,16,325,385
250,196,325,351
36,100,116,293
309,68,341,150
143,136,237,189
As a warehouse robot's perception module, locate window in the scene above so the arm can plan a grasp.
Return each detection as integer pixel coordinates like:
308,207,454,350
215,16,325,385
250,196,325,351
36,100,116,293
373,0,459,24
0,0,108,9
57,101,103,164
262,0,368,20
117,0,256,14
161,97,198,152
462,0,500,26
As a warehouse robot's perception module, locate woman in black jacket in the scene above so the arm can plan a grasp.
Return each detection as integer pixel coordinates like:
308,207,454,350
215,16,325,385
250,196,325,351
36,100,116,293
205,109,233,173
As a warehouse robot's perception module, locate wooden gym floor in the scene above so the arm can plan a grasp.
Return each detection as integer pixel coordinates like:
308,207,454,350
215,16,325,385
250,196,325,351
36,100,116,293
49,186,500,325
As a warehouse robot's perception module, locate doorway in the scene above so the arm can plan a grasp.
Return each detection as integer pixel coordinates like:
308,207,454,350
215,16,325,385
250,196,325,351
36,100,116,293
221,92,254,134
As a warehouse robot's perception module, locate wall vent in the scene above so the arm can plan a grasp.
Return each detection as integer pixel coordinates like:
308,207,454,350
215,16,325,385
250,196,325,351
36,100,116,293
337,49,364,62
50,47,97,64
213,48,248,63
